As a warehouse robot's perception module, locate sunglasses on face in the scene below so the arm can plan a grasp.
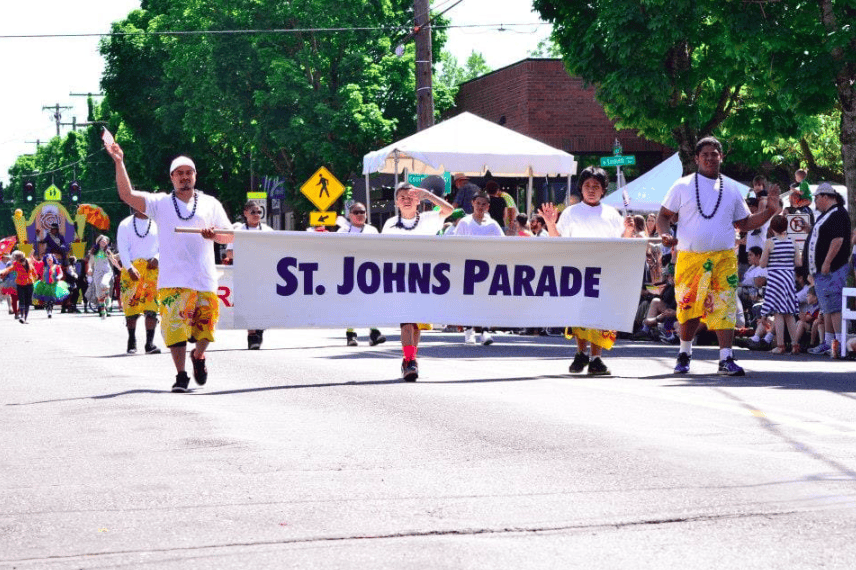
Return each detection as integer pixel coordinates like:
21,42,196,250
248,210,263,215
350,210,366,215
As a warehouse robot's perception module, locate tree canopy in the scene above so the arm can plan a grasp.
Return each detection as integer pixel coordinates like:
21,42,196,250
98,0,453,220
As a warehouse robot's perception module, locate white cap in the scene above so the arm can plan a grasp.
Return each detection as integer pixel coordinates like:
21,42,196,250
169,156,196,174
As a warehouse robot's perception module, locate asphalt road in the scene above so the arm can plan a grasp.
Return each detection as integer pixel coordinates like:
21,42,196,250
2,308,855,569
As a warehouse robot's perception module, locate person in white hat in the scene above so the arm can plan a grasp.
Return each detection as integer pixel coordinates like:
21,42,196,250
105,143,232,392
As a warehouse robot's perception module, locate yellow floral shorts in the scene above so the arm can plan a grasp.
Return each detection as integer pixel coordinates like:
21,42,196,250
565,327,617,350
120,259,158,317
674,250,739,330
157,288,220,347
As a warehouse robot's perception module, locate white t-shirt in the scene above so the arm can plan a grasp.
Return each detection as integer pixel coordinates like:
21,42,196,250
116,215,159,268
745,220,769,252
454,214,503,237
382,210,444,235
555,202,624,238
143,191,231,293
226,221,273,251
337,223,379,234
662,173,750,252
741,264,767,288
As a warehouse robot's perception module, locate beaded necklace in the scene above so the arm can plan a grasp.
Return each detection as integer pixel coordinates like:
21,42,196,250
694,173,724,220
133,216,152,238
393,212,420,230
172,190,198,221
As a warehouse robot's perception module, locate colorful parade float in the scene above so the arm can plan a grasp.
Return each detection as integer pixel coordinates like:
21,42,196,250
10,184,110,259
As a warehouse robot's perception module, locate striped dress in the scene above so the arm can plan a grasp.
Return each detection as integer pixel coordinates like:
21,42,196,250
761,237,798,316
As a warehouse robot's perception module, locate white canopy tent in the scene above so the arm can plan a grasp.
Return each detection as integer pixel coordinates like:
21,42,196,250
603,153,751,213
362,112,577,216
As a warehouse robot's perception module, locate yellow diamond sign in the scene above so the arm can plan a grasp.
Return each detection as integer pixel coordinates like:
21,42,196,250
300,166,344,211
309,211,336,226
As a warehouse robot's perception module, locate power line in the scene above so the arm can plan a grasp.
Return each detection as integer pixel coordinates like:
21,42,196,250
20,148,107,179
0,22,548,40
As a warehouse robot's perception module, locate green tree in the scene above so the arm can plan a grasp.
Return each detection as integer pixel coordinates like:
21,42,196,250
99,0,453,222
436,50,491,91
532,0,805,174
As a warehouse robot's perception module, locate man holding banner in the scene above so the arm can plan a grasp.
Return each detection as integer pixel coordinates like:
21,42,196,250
382,182,454,381
106,140,233,393
658,136,779,376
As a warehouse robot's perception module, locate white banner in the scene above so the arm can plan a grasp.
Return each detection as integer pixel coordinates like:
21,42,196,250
230,232,648,330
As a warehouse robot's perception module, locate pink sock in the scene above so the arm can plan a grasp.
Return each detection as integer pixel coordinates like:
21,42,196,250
403,345,417,361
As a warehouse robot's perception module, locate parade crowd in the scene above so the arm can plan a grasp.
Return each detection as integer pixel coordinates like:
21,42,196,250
3,135,854,390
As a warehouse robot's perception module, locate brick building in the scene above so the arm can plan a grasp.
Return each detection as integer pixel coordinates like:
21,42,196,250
450,58,673,175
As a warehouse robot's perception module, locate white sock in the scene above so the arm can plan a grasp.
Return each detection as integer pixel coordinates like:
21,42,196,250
720,348,733,361
764,332,774,343
825,333,834,344
750,335,760,343
679,340,692,355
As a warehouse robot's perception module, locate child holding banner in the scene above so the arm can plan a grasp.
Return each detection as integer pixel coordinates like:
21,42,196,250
540,166,635,376
382,183,454,381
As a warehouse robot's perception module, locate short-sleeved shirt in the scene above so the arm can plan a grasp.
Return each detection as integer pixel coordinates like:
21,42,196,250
555,201,624,238
454,214,504,237
337,224,379,234
662,173,750,252
382,210,444,235
143,191,231,293
225,221,273,251
803,204,851,274
117,215,159,268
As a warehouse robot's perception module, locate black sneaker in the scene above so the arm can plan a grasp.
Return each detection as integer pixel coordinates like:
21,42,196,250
346,332,358,347
127,338,137,354
248,332,261,350
674,352,691,374
717,357,745,376
587,357,610,376
144,344,161,354
172,371,190,393
401,359,418,382
369,329,387,346
568,351,590,373
189,349,208,386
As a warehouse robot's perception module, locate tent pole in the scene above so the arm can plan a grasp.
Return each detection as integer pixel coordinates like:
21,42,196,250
527,168,533,217
393,150,400,187
365,173,371,221
566,174,571,206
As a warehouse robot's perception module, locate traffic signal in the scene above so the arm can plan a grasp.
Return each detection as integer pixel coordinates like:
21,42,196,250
69,180,81,203
24,181,35,202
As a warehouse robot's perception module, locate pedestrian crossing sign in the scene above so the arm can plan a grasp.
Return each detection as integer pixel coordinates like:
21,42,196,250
300,166,344,211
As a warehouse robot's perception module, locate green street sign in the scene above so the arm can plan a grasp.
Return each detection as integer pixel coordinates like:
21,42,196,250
600,155,636,167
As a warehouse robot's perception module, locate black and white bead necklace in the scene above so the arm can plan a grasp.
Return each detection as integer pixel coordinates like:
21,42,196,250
393,212,420,230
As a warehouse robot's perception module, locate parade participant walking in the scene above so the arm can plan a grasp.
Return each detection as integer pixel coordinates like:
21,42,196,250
0,250,36,323
658,136,779,376
803,183,851,358
117,208,161,355
337,202,386,347
227,201,273,349
540,166,635,376
382,183,454,381
87,235,116,319
455,191,503,346
1,252,17,317
106,141,233,392
759,214,801,354
32,254,70,319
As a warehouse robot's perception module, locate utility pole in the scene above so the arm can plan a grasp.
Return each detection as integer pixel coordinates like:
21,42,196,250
414,0,434,132
42,103,73,137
